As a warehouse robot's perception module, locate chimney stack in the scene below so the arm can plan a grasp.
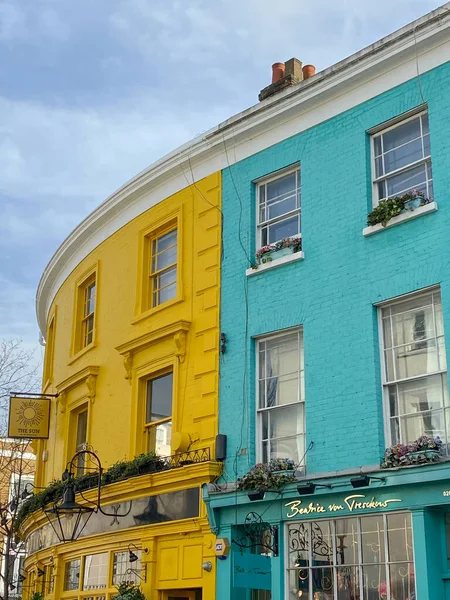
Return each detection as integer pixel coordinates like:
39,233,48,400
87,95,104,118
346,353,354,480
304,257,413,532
259,57,315,102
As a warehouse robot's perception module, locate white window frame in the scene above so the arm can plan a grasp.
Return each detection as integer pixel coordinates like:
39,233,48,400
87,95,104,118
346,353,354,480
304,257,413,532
377,286,447,448
255,165,301,251
256,328,305,466
370,109,433,207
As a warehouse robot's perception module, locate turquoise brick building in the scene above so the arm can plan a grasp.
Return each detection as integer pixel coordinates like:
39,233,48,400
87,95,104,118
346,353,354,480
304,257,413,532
203,5,450,600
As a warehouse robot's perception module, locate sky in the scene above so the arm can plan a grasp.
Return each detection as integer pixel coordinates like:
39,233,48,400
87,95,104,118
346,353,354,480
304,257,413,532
0,0,444,356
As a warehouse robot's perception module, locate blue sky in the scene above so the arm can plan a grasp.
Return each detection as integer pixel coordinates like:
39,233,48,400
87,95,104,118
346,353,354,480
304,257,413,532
0,0,442,352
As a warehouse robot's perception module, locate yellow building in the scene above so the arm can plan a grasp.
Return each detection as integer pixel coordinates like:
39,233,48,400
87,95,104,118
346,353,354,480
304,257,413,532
21,170,222,600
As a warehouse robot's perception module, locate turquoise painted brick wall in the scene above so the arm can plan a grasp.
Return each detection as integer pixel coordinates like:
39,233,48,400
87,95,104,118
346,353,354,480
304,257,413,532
219,61,450,480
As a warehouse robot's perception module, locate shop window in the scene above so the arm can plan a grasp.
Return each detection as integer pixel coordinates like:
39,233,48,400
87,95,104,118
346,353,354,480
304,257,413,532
446,513,450,569
64,559,80,591
82,552,108,590
43,563,54,595
112,550,141,585
287,513,415,600
379,288,448,449
145,371,173,455
257,329,305,465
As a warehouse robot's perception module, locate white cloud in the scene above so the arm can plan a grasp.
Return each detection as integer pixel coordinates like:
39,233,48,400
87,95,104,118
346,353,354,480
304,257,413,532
0,0,444,344
0,0,70,43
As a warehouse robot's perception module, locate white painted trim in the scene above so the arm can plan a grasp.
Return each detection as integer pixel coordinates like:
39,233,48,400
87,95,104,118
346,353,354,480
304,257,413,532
362,201,438,236
36,5,450,332
246,251,304,276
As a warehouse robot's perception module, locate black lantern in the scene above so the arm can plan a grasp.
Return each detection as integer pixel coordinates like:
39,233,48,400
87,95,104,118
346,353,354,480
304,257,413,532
43,449,132,543
44,481,95,543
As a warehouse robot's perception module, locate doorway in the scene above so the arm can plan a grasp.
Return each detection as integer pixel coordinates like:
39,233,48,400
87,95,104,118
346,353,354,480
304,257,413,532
162,591,197,600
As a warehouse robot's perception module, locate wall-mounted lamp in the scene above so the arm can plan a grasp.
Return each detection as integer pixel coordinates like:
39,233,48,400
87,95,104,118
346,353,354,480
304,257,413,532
37,568,45,577
123,544,149,582
18,574,26,583
296,482,332,496
128,543,148,563
350,474,386,489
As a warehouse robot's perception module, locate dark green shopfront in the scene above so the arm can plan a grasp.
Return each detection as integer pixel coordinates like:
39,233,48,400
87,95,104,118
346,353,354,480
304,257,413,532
204,462,450,600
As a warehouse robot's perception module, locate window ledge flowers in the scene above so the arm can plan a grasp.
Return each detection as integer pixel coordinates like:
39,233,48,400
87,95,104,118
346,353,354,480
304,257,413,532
381,435,443,469
247,237,304,276
363,196,437,237
237,459,297,492
254,237,302,266
367,190,430,228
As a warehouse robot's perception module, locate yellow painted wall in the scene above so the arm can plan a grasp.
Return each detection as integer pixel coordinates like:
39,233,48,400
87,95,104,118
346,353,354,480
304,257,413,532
37,172,221,487
25,172,221,600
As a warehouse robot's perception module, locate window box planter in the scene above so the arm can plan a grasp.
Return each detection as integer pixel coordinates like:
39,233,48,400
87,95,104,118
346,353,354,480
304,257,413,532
366,190,431,229
255,237,302,267
363,201,437,237
381,436,442,468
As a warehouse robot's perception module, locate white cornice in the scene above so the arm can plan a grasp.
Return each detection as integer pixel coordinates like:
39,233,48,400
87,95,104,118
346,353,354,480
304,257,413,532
36,4,450,332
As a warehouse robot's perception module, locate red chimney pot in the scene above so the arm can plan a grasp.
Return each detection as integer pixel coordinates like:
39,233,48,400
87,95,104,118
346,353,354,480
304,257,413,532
272,62,285,84
302,64,316,80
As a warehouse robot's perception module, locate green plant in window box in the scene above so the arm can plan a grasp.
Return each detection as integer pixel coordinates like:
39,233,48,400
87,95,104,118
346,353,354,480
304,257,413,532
367,190,428,227
237,460,297,492
113,583,146,600
30,592,44,600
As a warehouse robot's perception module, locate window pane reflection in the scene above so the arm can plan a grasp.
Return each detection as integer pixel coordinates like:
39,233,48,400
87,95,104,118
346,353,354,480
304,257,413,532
287,513,415,600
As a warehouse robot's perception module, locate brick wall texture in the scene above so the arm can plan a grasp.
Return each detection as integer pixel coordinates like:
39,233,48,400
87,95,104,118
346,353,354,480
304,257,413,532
219,61,450,480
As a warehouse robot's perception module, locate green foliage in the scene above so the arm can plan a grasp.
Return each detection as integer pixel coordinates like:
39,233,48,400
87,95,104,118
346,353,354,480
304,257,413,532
367,197,406,227
367,190,427,227
30,592,44,600
114,583,146,600
14,451,168,536
237,461,296,491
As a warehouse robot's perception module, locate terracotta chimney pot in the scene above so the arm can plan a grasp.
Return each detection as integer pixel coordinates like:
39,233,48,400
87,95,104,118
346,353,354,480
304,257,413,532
302,64,316,80
272,62,285,83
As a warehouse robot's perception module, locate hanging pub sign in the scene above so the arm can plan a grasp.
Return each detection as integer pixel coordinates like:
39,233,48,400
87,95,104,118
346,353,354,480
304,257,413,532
8,396,51,439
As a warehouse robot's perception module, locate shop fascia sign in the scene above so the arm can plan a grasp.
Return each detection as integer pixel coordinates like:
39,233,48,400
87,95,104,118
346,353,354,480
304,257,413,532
285,493,402,519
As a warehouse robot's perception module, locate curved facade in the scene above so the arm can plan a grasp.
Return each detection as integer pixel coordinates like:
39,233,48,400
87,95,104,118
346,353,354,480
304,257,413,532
24,173,222,600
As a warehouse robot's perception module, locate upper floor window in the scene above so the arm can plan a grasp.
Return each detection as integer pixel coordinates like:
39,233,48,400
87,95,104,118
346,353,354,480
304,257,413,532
380,288,448,449
82,278,96,347
150,229,177,307
145,371,173,455
43,312,55,383
257,167,301,249
257,330,305,466
372,111,433,204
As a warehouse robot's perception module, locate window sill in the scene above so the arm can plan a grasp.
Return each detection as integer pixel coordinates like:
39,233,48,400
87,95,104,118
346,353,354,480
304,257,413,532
68,342,96,365
246,251,304,277
132,295,184,325
363,202,438,237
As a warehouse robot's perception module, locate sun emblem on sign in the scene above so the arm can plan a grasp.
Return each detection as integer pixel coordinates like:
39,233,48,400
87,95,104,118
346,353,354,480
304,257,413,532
16,400,44,428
